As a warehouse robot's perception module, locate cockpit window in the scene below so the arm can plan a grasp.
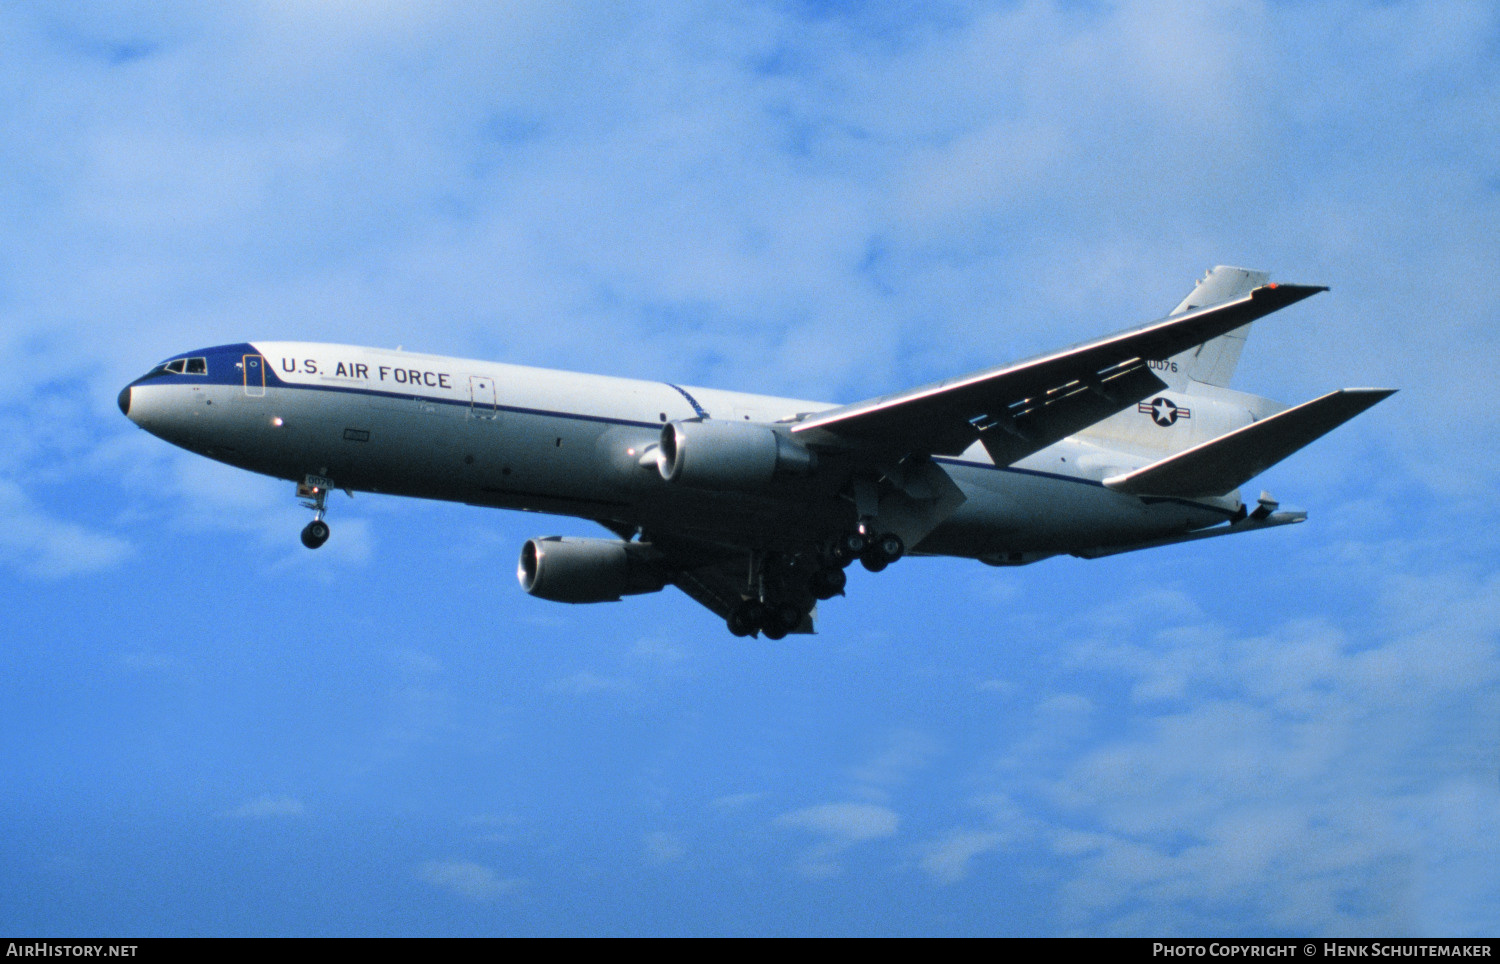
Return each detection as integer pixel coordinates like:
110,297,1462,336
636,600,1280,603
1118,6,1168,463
153,357,208,376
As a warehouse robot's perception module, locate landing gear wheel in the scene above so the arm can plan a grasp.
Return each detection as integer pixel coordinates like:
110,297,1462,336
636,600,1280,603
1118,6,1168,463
727,600,764,638
758,601,804,640
810,566,846,600
301,519,330,549
859,548,888,573
760,611,788,640
767,552,806,582
877,533,904,563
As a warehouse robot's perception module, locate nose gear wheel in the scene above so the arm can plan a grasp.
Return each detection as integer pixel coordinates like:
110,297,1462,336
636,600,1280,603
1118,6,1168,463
296,476,337,550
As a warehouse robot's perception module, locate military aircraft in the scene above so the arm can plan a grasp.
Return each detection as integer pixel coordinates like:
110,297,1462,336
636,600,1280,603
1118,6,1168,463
119,266,1392,638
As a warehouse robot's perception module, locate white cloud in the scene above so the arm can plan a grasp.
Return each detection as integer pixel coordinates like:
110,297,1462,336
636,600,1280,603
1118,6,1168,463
643,831,686,866
919,830,1007,885
5,0,1491,486
778,802,899,879
415,859,521,902
1405,779,1500,936
0,479,132,578
780,802,899,842
848,728,942,798
979,547,1500,935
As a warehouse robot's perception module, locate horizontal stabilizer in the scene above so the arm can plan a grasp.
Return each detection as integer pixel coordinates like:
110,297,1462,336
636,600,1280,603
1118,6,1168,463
1103,388,1396,498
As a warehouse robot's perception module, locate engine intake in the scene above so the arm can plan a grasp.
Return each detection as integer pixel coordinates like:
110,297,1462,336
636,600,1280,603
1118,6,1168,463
658,419,816,491
517,537,667,604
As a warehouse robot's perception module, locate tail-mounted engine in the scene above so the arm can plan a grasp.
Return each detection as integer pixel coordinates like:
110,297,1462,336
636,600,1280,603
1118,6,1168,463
657,419,816,491
517,537,668,604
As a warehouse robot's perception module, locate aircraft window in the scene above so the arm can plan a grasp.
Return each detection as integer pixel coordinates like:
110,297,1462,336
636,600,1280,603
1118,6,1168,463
154,357,208,375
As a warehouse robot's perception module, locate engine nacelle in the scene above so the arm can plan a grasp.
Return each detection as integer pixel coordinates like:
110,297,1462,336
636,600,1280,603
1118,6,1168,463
517,537,667,604
657,419,816,491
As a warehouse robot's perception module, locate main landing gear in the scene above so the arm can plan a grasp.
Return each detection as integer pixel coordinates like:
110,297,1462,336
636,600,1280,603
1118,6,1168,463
727,550,844,640
297,477,332,549
725,526,905,640
834,528,905,573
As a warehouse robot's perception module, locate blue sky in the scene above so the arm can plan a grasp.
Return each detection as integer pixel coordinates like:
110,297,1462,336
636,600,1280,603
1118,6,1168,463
2,0,1497,937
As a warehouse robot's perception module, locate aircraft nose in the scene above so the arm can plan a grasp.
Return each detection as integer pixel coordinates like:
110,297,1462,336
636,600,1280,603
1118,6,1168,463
118,384,132,418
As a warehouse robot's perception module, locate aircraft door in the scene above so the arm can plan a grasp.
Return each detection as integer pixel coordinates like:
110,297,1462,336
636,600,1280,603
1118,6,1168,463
468,375,497,418
243,354,266,397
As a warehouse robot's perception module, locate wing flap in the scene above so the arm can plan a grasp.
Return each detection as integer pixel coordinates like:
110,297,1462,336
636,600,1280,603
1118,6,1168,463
791,282,1326,461
1103,388,1396,498
670,565,742,620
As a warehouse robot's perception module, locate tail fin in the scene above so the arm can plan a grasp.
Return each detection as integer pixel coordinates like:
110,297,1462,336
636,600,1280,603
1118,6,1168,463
1160,266,1270,391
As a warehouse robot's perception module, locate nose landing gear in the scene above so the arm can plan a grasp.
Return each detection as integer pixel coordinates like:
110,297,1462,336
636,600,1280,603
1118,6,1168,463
297,476,335,549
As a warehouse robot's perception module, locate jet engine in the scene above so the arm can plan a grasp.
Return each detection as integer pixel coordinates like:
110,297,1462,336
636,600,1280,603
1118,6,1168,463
517,536,668,604
657,419,816,491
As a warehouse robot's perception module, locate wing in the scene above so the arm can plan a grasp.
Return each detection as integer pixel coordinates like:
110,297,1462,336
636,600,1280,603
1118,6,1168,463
790,283,1326,465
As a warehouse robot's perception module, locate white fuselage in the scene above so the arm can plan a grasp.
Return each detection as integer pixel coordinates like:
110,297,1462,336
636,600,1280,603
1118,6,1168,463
122,341,1247,563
